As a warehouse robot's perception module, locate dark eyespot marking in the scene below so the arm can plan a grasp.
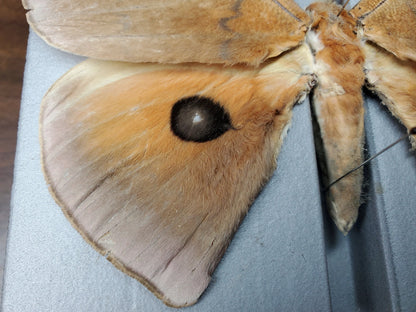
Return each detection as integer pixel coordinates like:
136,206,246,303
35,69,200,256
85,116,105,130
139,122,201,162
170,96,233,142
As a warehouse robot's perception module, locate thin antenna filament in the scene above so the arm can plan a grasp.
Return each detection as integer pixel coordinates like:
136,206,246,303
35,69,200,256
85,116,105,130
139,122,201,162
337,0,351,16
326,127,416,190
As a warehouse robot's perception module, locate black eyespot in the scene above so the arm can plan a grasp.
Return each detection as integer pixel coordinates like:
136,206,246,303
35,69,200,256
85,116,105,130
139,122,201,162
170,96,233,142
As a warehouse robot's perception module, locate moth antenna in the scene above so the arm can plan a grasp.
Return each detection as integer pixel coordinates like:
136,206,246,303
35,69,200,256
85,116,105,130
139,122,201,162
326,127,416,190
337,0,351,17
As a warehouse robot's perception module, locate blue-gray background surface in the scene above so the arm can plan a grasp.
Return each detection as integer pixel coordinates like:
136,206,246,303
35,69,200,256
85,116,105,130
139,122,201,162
3,1,416,311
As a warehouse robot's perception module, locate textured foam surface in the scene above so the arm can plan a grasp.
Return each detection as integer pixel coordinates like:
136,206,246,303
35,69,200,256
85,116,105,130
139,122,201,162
3,0,416,311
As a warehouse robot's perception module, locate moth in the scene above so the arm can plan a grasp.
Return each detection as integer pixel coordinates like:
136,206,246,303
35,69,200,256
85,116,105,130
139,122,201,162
23,0,416,308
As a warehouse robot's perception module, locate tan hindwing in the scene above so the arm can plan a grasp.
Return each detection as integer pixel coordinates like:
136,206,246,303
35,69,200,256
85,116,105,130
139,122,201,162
40,45,314,307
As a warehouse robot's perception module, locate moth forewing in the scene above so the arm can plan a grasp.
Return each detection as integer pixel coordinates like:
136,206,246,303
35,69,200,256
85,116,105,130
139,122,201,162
23,0,309,65
350,0,416,63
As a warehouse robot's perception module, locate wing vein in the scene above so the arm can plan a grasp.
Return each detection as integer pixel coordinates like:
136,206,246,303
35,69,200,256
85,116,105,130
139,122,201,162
359,0,388,19
271,0,302,22
153,212,210,279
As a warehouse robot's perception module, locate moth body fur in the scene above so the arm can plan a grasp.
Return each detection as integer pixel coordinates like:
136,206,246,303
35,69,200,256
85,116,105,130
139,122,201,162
306,1,365,233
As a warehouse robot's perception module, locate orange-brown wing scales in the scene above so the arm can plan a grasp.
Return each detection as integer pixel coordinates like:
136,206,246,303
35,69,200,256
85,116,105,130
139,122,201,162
40,45,314,307
363,42,416,147
24,0,309,65
350,0,416,62
307,2,366,234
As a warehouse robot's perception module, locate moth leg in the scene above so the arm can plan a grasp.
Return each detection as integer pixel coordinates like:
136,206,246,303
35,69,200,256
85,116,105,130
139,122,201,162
364,42,416,148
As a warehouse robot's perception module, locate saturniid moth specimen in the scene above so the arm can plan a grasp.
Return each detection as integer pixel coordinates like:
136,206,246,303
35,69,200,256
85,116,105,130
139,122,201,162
23,0,415,307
